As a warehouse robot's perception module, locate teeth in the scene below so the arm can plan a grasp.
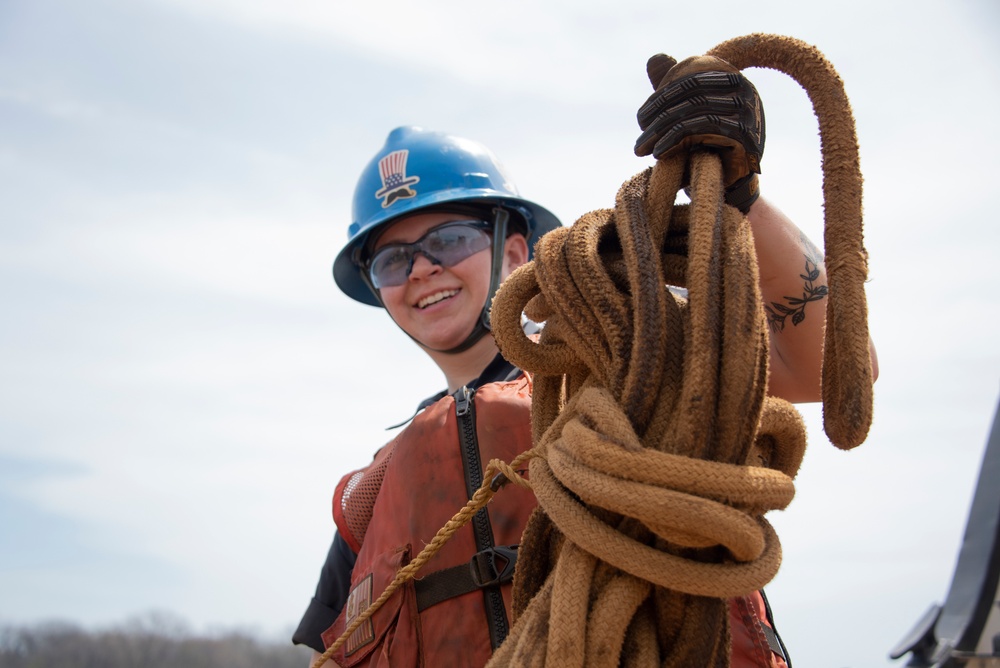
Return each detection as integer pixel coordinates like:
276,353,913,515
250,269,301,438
418,290,458,309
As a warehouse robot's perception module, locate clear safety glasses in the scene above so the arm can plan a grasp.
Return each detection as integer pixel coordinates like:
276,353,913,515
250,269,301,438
367,220,493,289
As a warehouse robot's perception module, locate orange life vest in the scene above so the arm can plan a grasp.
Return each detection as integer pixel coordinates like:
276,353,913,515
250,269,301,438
322,374,788,667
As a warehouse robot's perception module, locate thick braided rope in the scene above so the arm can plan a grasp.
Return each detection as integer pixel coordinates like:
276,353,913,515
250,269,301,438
486,34,871,667
488,152,807,668
708,33,874,449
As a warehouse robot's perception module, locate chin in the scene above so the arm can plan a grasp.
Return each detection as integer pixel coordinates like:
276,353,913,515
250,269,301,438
416,326,480,352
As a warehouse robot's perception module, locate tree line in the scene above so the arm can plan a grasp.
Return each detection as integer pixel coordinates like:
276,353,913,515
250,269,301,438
0,612,311,668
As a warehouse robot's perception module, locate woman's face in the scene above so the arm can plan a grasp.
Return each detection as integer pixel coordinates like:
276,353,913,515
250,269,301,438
372,211,527,351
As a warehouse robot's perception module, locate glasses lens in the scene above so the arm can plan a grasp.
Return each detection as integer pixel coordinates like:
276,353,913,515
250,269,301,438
369,221,491,289
369,246,412,289
424,225,491,265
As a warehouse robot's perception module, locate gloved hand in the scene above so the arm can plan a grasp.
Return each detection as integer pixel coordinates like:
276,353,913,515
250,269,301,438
635,54,765,213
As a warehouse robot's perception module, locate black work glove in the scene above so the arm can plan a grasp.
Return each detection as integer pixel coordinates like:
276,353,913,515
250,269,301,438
635,54,765,213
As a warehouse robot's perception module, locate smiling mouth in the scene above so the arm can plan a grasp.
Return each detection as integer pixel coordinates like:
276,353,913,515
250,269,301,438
417,289,459,309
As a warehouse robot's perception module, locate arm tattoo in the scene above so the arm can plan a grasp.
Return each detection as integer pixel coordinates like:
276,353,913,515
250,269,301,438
765,254,828,333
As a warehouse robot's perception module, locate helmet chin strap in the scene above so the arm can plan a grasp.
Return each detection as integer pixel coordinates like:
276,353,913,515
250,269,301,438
368,207,511,356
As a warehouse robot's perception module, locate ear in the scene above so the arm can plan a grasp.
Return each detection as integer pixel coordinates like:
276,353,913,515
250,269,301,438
501,233,529,279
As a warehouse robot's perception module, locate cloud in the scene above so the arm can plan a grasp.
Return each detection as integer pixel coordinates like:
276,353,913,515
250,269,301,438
3,0,1000,665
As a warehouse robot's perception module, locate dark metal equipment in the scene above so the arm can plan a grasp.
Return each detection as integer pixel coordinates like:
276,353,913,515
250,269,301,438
890,395,1000,667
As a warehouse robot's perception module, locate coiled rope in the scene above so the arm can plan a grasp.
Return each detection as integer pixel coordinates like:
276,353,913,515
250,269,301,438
312,33,872,668
483,33,873,667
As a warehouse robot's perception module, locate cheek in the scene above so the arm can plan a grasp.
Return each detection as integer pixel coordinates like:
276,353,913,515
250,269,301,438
453,250,492,286
379,286,408,318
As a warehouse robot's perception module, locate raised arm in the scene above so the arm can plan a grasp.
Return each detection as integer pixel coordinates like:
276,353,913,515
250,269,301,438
748,196,878,402
635,52,877,404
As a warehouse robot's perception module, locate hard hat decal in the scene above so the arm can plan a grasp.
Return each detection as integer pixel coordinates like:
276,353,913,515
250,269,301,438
374,150,420,208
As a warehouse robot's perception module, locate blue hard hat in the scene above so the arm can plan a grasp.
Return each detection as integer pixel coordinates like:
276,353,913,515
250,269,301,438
333,126,562,306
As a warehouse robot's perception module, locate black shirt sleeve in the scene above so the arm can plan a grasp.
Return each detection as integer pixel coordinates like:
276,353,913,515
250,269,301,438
292,531,358,652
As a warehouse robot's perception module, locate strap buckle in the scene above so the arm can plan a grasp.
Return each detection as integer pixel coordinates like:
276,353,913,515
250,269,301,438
469,545,518,588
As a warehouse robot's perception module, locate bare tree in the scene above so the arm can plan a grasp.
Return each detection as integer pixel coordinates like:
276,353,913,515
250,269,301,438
0,614,310,668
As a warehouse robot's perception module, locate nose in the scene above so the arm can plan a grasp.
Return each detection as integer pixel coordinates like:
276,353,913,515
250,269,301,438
407,251,441,281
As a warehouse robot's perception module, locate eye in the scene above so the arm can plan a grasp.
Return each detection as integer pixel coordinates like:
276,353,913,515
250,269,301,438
428,231,465,253
375,246,410,272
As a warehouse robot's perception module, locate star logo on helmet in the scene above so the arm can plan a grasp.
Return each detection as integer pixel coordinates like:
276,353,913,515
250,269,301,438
375,150,420,208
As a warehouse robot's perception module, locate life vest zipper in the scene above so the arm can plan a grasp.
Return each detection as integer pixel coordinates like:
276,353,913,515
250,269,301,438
454,385,509,650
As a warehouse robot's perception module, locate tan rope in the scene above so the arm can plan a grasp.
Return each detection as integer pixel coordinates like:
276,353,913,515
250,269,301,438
487,153,798,668
708,33,874,449
484,33,872,668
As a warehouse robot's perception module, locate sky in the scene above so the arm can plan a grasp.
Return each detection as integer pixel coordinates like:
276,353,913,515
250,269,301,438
1,0,999,665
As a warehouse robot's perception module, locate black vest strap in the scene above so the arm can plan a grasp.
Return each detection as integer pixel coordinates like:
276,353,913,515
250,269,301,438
759,589,791,665
414,545,518,612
